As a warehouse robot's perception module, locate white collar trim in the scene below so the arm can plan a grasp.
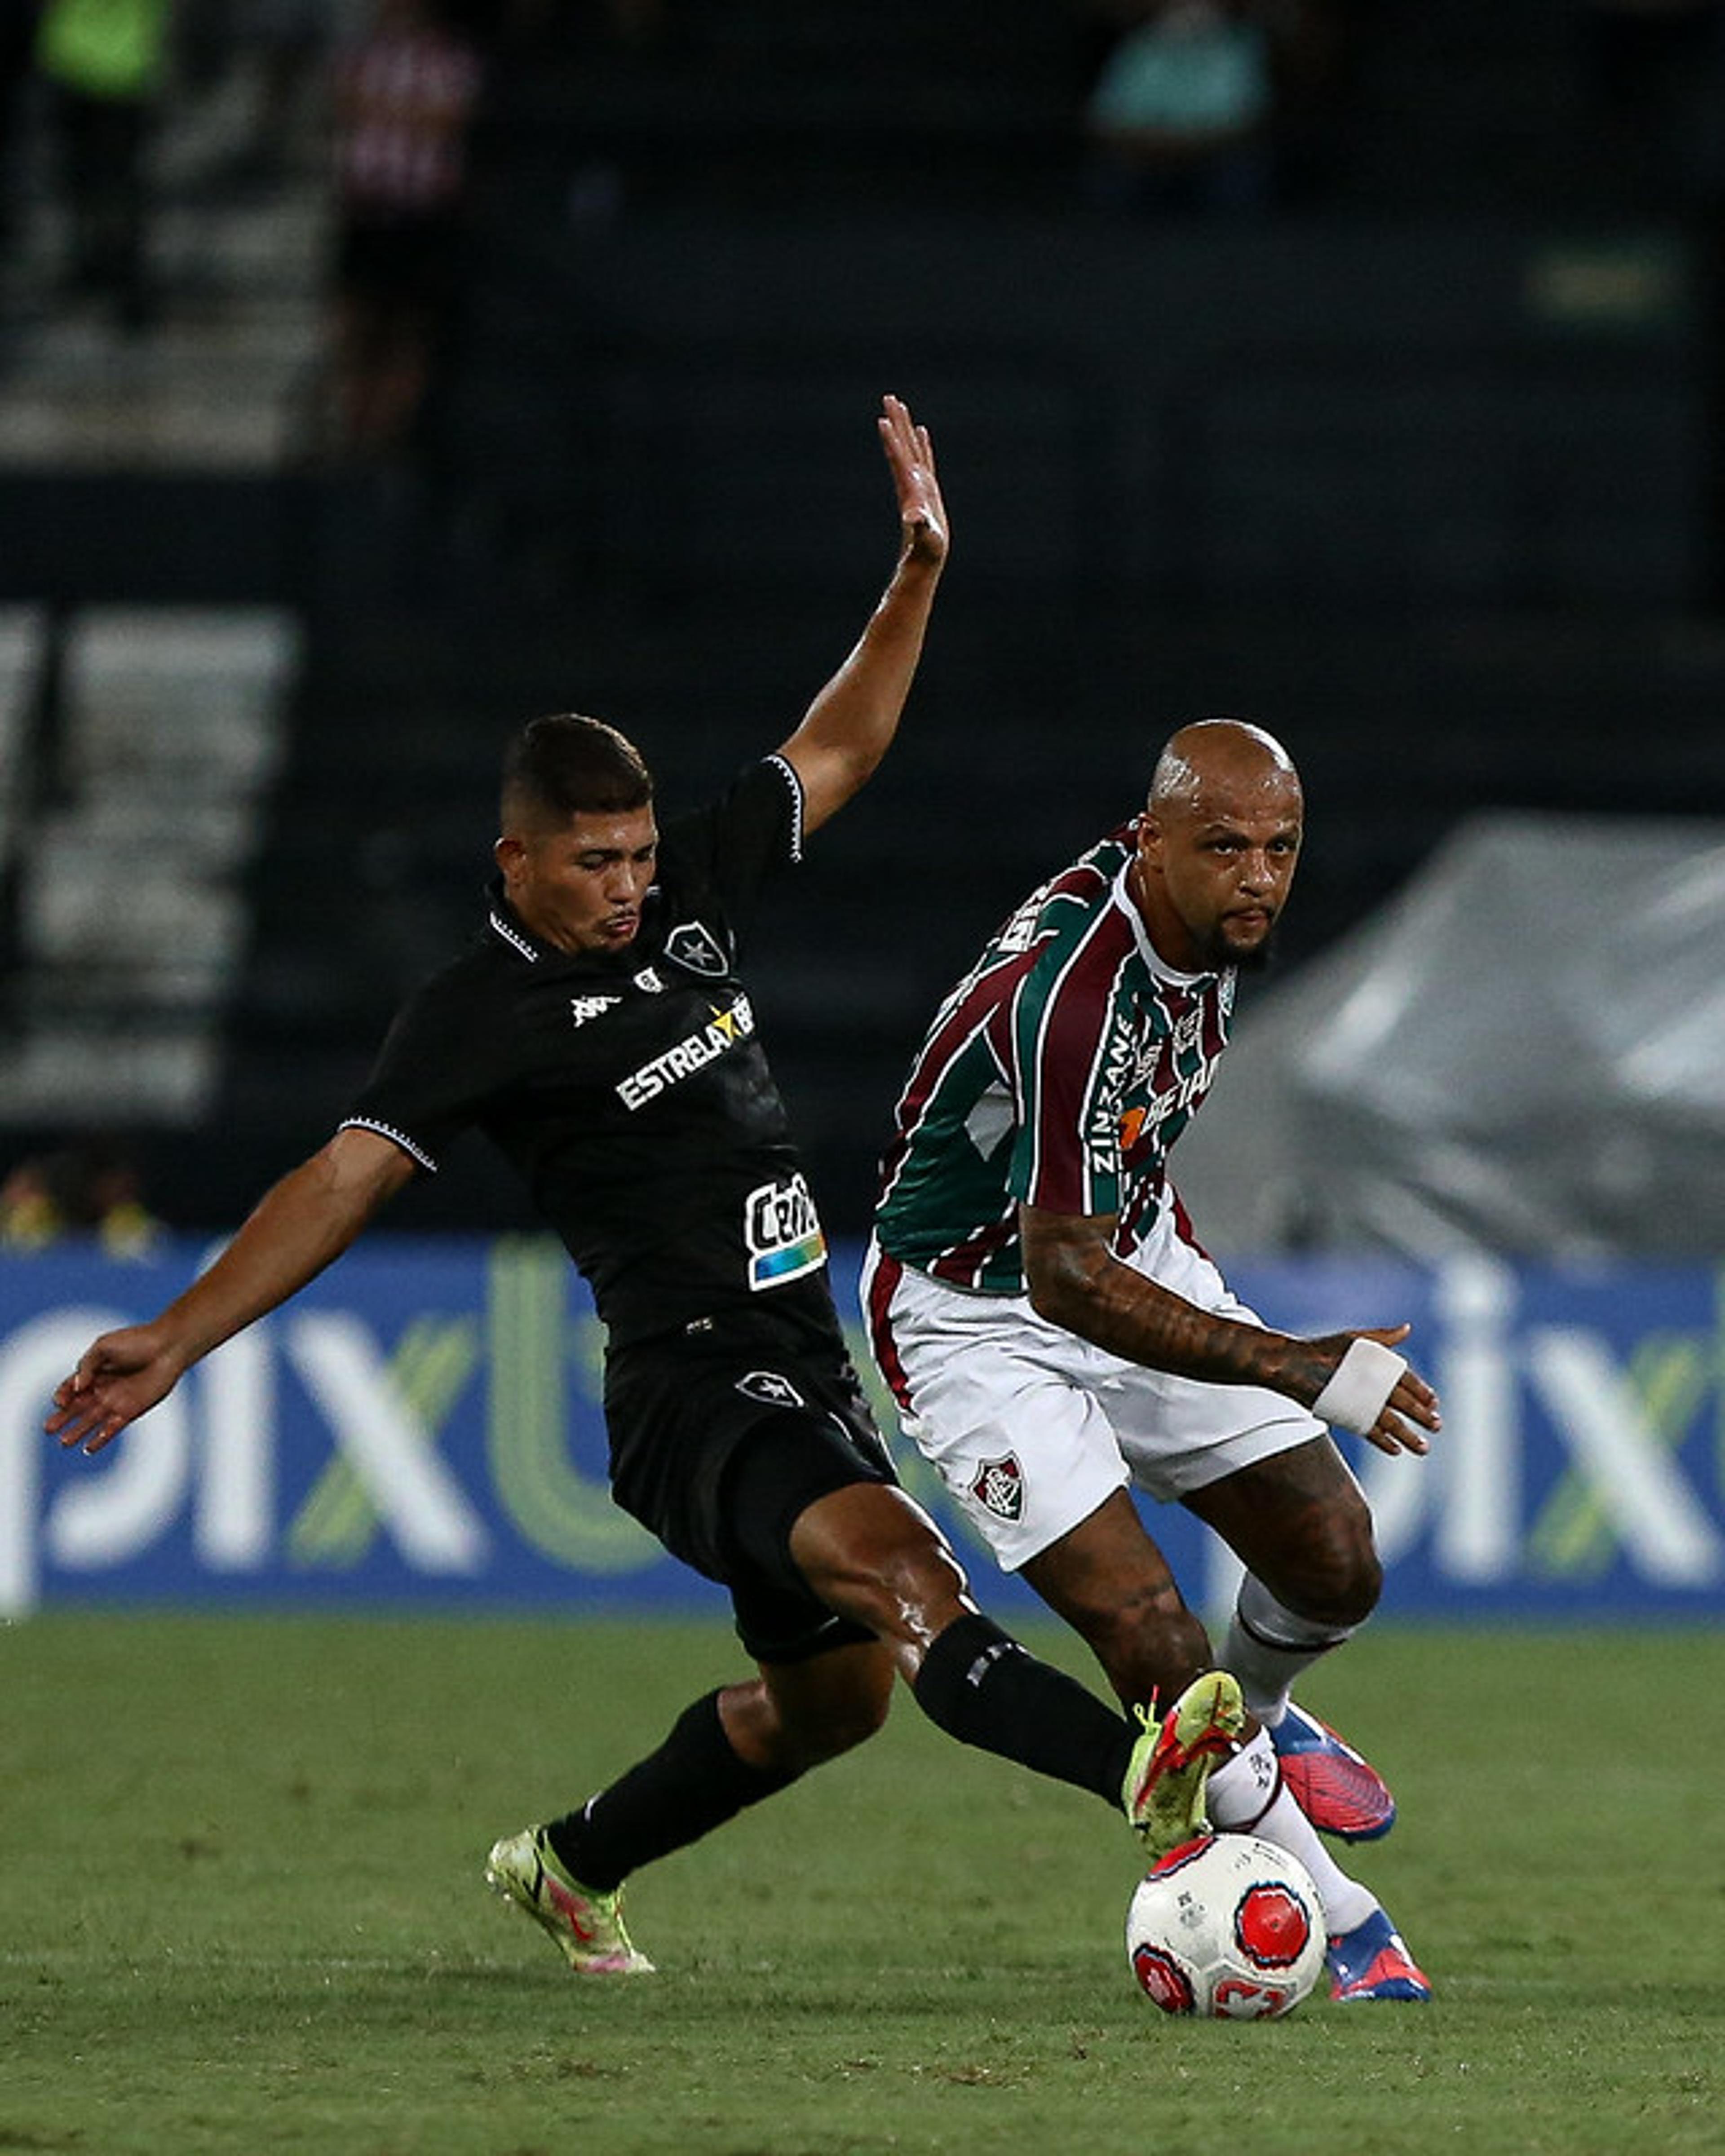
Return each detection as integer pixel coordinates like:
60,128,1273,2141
488,908,540,963
1110,860,1219,987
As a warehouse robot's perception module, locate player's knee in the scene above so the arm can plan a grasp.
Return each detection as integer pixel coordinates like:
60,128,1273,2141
1276,1525,1383,1630
1081,1587,1212,1707
1327,1542,1383,1628
841,1539,970,1645
794,1488,971,1645
1024,1533,1212,1703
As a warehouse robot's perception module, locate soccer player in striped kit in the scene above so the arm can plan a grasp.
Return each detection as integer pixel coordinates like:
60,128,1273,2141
865,718,1438,2001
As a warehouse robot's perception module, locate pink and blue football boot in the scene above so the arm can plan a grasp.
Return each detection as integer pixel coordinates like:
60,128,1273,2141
1326,1906,1432,2003
1269,1701,1398,1842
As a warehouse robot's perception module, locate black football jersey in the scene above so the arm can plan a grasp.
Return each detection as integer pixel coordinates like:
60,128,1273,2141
342,755,837,1345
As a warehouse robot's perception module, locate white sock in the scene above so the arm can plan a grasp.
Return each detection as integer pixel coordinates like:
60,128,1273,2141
1208,1733,1376,1937
1222,1574,1358,1726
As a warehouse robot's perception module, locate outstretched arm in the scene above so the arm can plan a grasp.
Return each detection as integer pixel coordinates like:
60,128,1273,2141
46,1126,416,1454
777,393,948,836
1020,1205,1441,1458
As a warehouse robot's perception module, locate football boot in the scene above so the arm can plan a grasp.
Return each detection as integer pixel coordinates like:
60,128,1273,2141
485,1825,655,1974
1123,1669,1246,1859
1269,1701,1398,1842
1326,1904,1431,2002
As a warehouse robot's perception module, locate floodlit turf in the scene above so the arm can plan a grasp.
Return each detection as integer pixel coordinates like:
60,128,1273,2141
3,1615,1721,2156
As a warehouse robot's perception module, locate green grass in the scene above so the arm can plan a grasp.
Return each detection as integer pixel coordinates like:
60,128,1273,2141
3,1616,1721,2155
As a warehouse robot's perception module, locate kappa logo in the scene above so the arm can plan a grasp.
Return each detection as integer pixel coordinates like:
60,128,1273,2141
969,1453,1025,1522
665,920,729,977
736,1370,805,1410
569,994,622,1028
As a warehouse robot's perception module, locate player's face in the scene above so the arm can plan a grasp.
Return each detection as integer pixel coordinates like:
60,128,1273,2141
1134,776,1303,973
494,807,659,954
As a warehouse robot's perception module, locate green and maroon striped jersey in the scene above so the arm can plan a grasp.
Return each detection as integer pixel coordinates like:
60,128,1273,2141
874,822,1234,1293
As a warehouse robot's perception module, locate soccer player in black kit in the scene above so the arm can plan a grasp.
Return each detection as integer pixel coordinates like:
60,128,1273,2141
48,397,1247,1975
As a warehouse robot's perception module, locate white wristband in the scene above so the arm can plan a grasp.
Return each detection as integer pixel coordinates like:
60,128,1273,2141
1310,1339,1407,1435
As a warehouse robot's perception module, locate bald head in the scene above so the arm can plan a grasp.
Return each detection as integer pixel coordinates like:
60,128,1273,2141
1133,717,1304,973
1149,718,1301,821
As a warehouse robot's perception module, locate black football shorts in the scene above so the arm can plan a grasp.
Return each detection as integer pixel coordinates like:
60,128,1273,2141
604,1312,898,1663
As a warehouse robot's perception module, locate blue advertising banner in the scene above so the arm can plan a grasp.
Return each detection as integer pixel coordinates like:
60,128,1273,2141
4,1238,1721,1619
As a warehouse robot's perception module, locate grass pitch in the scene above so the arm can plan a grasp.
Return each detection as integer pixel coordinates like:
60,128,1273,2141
4,1615,1720,2156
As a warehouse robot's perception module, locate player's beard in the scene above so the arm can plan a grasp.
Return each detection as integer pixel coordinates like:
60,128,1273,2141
1192,917,1280,972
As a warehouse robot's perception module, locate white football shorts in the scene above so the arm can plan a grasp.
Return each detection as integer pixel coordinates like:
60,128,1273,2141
860,1207,1326,1573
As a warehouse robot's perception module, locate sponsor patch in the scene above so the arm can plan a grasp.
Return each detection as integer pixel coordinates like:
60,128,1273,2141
743,1172,827,1290
735,1370,806,1410
633,968,665,994
969,1453,1025,1521
616,994,755,1110
665,919,729,977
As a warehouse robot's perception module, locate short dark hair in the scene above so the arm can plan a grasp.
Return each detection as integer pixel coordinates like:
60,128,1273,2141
501,713,655,828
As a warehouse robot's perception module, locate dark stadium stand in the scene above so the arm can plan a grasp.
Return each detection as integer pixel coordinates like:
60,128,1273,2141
6,0,1725,1233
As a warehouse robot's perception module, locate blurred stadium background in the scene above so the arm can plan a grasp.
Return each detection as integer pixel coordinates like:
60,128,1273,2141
3,0,1724,1626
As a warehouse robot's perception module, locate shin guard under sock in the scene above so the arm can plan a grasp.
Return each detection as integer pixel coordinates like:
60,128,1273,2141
912,1612,1135,1806
546,1689,800,1891
1224,1574,1358,1724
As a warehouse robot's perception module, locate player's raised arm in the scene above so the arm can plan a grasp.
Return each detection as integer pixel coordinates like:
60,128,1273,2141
776,393,948,836
45,1125,416,1455
1019,1205,1441,1458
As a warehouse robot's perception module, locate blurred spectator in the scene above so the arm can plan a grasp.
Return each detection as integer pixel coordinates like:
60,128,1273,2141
0,1137,159,1257
324,0,482,458
1082,0,1278,216
33,0,173,328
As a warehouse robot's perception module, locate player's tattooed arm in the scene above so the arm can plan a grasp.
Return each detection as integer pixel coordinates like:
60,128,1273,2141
1018,1205,1438,1458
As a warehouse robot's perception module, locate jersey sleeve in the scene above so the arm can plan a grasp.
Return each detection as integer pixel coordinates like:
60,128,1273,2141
339,969,502,1173
1004,944,1130,1219
658,755,804,945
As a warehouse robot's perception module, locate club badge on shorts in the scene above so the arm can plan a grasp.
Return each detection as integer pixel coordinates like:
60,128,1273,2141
736,1371,805,1409
969,1453,1025,1522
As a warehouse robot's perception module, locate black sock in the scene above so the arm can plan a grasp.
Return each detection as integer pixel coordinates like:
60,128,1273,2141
912,1613,1136,1806
544,1690,800,1891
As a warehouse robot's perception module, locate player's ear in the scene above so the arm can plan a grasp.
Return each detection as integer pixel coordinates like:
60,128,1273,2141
494,832,525,884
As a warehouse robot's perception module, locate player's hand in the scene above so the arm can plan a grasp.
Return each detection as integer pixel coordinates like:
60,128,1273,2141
1305,1323,1440,1459
878,394,947,572
45,1323,186,1455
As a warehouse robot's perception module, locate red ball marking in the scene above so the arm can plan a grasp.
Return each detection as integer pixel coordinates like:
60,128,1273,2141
1234,1882,1312,1970
1132,1944,1196,2015
1148,1834,1214,1880
1213,1976,1296,2020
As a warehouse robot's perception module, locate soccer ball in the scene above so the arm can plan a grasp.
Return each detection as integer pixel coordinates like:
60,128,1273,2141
1126,1833,1327,2020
